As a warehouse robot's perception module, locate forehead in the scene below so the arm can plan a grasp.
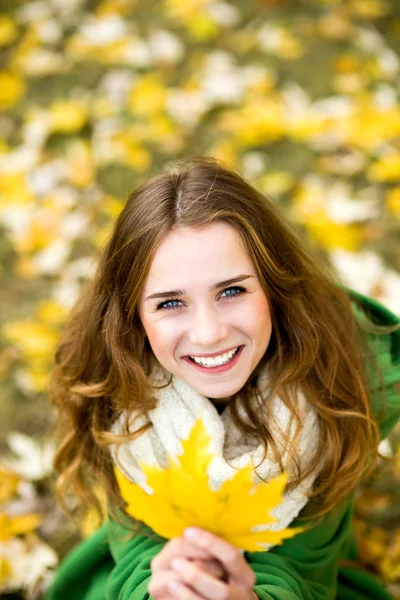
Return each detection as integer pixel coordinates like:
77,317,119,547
142,223,255,292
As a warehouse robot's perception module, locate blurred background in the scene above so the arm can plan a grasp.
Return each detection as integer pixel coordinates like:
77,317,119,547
0,0,399,597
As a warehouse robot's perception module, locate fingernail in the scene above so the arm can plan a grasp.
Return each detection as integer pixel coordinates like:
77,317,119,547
171,558,185,572
184,527,199,540
169,581,182,593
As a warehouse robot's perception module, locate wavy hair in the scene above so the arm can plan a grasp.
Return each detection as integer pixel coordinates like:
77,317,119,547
49,156,384,529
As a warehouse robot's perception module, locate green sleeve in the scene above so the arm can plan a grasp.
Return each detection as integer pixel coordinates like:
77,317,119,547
368,330,400,440
106,518,164,600
105,502,353,600
43,516,164,600
349,290,400,439
365,322,400,440
246,498,354,600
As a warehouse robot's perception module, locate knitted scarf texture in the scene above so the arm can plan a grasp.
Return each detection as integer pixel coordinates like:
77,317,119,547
111,362,320,548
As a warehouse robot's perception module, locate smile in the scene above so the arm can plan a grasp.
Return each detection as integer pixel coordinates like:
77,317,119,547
183,345,244,375
187,346,242,368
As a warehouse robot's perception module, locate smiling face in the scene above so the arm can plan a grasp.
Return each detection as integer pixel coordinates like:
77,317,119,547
138,223,272,401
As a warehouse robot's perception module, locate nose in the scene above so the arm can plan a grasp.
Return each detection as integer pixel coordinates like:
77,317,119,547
187,305,228,348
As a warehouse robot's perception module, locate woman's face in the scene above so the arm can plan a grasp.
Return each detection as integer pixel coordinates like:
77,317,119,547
138,223,272,401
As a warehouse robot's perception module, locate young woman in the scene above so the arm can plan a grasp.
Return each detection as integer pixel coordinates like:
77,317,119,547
46,157,400,600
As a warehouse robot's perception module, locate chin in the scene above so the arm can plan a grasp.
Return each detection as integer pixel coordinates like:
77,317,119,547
196,381,245,399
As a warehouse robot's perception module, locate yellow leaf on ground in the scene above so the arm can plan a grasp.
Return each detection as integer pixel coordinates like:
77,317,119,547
0,71,25,110
3,320,58,362
49,100,88,133
128,75,167,117
0,513,41,542
36,301,69,327
368,153,400,183
0,471,19,504
0,16,17,47
386,188,400,214
0,556,13,586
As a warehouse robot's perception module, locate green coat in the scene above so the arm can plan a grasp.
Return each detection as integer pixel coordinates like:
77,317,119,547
45,291,400,600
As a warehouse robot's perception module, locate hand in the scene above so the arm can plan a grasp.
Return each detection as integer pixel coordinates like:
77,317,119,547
149,535,227,600
167,527,256,600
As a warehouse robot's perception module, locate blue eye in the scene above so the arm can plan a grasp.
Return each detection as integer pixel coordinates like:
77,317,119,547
155,286,246,311
220,286,246,299
156,299,182,311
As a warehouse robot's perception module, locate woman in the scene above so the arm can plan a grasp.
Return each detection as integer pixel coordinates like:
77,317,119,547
46,157,400,599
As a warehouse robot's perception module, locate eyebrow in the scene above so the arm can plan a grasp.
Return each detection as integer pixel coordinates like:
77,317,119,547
144,274,255,302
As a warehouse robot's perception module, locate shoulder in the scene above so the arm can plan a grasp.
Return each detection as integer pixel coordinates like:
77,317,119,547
344,287,400,438
346,287,400,369
346,286,400,330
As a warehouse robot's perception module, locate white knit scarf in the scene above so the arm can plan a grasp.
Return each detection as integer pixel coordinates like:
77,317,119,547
111,362,321,548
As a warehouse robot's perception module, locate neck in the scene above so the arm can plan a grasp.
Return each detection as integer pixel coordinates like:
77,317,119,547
209,398,230,414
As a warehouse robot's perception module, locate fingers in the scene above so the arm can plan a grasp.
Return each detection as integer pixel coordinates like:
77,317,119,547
148,568,182,598
183,528,256,589
170,558,228,600
191,558,227,581
148,559,225,600
151,537,215,573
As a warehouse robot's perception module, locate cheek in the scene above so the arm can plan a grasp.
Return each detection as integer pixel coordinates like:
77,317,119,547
141,317,180,358
246,295,271,328
245,296,272,345
140,317,157,344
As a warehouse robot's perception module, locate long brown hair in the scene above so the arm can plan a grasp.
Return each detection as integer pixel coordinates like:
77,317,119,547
50,156,383,528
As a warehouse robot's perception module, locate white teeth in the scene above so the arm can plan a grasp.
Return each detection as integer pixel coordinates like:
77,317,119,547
190,347,240,368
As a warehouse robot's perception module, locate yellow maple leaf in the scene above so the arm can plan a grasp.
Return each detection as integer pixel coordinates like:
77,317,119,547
115,418,303,551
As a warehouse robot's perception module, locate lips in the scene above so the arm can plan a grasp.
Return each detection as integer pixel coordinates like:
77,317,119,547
184,344,241,359
182,345,244,373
